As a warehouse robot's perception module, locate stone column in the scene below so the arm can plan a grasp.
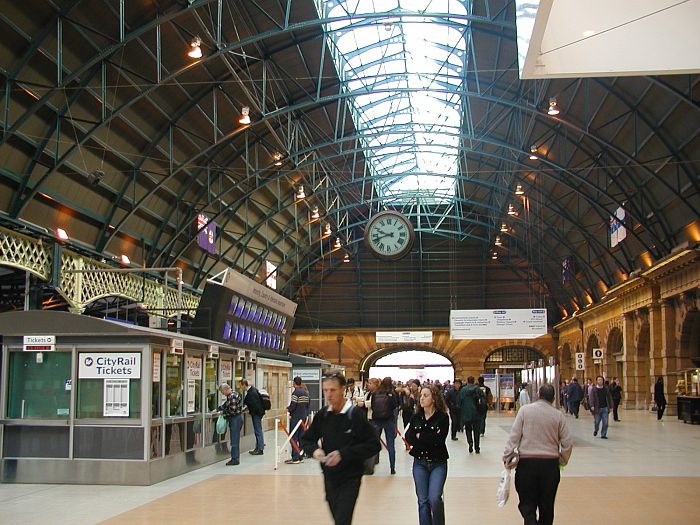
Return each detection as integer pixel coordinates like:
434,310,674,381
622,311,637,409
659,299,679,415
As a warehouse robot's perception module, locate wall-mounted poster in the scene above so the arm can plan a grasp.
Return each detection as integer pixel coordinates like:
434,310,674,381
103,379,129,417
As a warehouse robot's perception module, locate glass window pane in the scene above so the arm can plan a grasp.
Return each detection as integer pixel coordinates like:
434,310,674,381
204,359,218,412
7,351,71,419
152,351,162,418
76,377,141,419
166,355,183,417
3,426,69,458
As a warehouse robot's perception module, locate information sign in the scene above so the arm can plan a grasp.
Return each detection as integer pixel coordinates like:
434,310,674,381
376,331,433,343
450,309,547,339
220,360,233,382
575,352,585,371
153,353,161,382
186,356,203,380
103,379,130,417
23,335,55,352
79,353,141,379
292,368,321,381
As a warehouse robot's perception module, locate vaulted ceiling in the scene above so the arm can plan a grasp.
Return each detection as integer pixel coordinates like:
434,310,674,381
1,0,698,329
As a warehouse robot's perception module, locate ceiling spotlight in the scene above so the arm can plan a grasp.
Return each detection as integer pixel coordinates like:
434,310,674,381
295,185,306,200
324,223,332,236
311,207,320,220
515,184,524,195
273,152,283,166
239,106,251,125
120,254,131,266
56,228,69,242
500,223,509,233
187,37,203,59
343,253,350,263
529,146,538,160
334,238,341,249
508,204,517,216
495,236,502,246
547,97,560,116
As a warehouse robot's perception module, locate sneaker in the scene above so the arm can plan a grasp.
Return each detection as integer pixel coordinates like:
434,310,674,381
593,431,598,437
475,449,480,454
451,437,459,441
249,449,264,455
225,460,240,466
391,468,396,475
601,436,608,439
468,445,473,453
284,458,302,464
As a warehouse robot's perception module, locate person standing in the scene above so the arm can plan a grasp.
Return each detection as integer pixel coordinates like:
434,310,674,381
478,376,492,437
300,373,381,525
285,376,310,464
240,379,265,454
566,378,584,418
457,376,482,454
654,376,667,421
503,383,573,525
590,375,613,439
444,379,462,441
405,384,450,525
518,382,531,409
399,383,416,430
370,377,399,474
609,378,623,422
217,383,243,466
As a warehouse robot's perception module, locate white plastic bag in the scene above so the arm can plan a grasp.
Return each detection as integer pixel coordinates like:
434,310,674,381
496,468,512,507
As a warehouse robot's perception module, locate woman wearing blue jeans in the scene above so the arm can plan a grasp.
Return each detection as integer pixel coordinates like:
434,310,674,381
405,384,450,525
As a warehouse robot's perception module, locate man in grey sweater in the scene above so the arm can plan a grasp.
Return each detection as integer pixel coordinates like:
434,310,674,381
503,383,573,525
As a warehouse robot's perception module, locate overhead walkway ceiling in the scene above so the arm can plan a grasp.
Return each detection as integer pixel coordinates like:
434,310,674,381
0,0,698,329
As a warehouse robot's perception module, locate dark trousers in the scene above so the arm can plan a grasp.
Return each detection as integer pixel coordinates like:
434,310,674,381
515,458,560,525
290,416,304,460
657,402,666,420
464,418,480,452
324,475,362,525
612,399,621,421
449,408,461,438
570,400,581,418
402,408,413,430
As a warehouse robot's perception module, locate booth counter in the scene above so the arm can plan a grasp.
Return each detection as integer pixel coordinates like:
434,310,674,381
0,310,257,485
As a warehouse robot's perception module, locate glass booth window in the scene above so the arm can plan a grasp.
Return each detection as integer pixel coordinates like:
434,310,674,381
7,351,71,419
76,352,141,419
185,355,202,414
152,351,162,418
166,354,183,416
205,359,218,412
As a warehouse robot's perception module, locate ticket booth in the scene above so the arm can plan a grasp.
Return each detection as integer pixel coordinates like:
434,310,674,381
0,310,246,485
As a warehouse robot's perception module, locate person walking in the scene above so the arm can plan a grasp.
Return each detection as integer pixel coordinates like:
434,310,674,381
478,376,492,437
457,376,482,454
217,383,243,466
369,377,399,474
590,375,613,439
405,384,450,525
503,383,573,525
654,376,667,421
518,382,531,409
444,379,462,441
285,376,310,464
566,378,584,418
240,379,266,454
300,373,380,525
609,377,623,422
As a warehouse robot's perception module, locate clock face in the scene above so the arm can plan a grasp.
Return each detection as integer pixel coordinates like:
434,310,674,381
364,211,415,260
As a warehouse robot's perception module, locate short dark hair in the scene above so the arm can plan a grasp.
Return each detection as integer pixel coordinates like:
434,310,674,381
539,383,555,402
323,372,346,386
478,376,485,385
293,376,302,386
467,376,475,384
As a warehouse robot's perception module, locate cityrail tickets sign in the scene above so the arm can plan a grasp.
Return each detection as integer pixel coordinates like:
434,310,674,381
450,309,547,339
79,353,141,379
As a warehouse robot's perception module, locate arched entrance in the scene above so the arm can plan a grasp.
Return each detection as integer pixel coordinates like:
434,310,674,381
586,334,600,377
560,343,572,378
606,327,623,380
680,309,700,368
370,351,455,383
359,346,455,383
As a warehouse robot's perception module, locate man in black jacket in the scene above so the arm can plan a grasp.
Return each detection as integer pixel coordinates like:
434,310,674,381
241,379,265,454
444,378,462,440
301,373,381,525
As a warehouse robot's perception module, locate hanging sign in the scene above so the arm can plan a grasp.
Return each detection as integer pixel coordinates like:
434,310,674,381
450,309,547,339
23,335,55,352
104,378,130,417
292,368,321,381
79,353,141,379
220,360,233,382
575,352,585,370
186,356,203,380
376,331,433,343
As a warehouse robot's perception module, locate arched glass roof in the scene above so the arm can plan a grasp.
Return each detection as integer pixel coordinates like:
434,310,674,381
319,0,470,204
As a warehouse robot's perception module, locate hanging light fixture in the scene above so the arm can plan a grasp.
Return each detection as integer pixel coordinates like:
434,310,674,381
508,204,517,216
529,145,538,160
500,223,509,233
239,106,251,125
547,97,560,116
324,223,332,236
310,207,320,220
334,238,341,249
495,236,502,246
295,185,306,200
56,228,69,242
273,153,283,166
187,37,203,59
343,253,350,263
384,21,393,31
491,252,498,260
515,184,524,195
120,254,131,266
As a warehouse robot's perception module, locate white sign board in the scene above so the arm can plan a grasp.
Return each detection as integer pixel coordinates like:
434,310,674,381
592,348,603,359
292,368,321,381
186,356,203,380
103,378,130,417
499,374,515,399
23,335,55,352
450,309,547,339
153,353,161,382
187,379,196,413
79,353,141,379
376,331,433,343
220,360,233,382
575,352,585,371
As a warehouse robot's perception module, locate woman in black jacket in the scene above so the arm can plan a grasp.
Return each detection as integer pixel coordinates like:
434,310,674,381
654,376,667,420
405,384,450,525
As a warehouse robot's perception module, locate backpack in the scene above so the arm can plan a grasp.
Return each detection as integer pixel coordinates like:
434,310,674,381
371,392,393,419
473,388,488,415
259,388,272,411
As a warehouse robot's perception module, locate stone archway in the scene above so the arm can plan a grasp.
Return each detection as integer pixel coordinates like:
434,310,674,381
625,309,651,409
605,327,623,380
585,333,600,378
359,345,455,383
679,309,700,368
560,343,572,379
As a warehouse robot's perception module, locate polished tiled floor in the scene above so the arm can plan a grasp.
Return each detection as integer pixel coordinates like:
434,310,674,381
1,409,699,524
